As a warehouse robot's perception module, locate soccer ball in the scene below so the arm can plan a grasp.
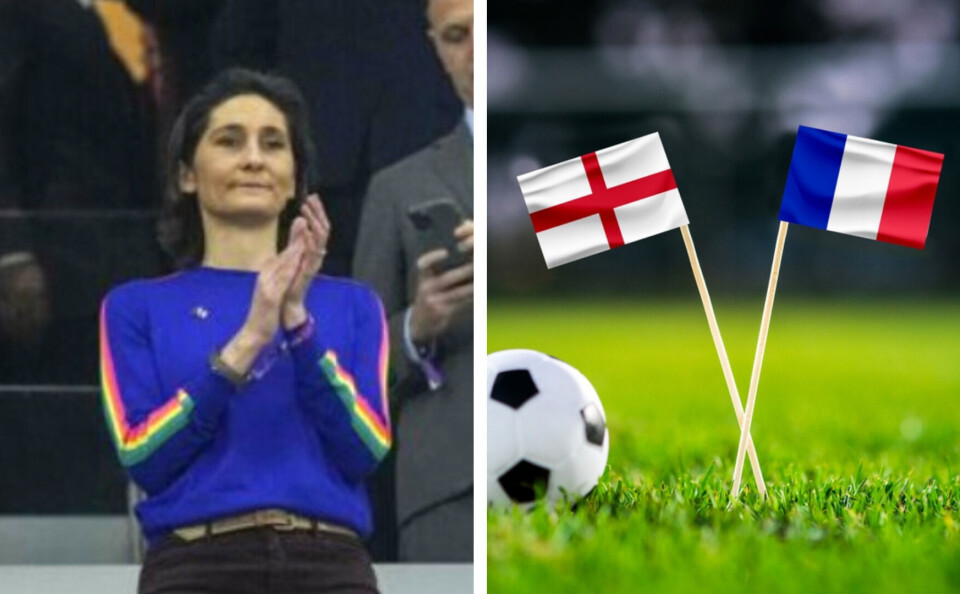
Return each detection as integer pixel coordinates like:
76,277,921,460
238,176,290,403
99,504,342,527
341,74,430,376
487,349,609,507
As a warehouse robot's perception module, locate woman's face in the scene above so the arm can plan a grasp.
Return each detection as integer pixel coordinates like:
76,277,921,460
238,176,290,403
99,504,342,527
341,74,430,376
180,94,296,223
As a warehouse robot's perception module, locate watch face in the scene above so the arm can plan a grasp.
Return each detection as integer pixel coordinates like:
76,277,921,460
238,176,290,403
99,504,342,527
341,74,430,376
209,351,248,387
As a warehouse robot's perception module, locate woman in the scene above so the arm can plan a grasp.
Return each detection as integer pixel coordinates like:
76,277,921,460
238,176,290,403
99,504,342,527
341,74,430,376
99,69,389,593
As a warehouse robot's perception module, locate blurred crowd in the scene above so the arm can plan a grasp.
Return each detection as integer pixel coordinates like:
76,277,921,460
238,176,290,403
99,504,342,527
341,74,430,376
488,0,960,296
0,0,468,562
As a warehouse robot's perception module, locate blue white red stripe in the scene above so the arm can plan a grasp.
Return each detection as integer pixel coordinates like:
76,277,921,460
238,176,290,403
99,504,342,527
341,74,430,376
779,126,944,249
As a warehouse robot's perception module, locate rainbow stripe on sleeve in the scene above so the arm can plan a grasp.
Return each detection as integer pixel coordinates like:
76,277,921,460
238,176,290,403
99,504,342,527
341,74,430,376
318,311,391,460
99,306,195,467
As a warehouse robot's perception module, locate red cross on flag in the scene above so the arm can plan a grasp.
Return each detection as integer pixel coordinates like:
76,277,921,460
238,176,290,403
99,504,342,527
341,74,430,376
517,133,689,268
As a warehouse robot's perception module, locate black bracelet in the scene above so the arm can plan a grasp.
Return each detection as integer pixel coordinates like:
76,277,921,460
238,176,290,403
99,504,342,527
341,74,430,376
209,351,250,388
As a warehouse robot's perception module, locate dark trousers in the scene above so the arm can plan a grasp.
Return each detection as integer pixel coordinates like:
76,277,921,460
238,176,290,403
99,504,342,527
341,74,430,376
139,528,379,594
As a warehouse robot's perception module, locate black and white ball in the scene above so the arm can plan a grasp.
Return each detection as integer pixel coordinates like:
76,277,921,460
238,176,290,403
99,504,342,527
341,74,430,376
487,349,609,506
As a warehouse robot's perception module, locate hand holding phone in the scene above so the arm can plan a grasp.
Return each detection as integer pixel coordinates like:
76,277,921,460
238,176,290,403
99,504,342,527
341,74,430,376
407,200,473,343
407,199,471,272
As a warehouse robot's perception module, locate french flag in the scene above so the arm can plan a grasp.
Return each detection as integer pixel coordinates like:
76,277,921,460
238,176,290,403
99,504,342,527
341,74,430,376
779,126,944,249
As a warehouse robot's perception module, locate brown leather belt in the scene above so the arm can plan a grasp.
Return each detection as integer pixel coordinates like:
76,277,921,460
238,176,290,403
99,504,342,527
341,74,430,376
173,508,359,542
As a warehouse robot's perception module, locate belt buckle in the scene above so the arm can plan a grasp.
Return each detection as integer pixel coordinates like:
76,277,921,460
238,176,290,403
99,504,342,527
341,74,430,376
269,510,298,532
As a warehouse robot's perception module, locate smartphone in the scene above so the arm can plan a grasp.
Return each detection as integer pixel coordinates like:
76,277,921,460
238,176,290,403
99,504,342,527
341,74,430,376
407,199,471,272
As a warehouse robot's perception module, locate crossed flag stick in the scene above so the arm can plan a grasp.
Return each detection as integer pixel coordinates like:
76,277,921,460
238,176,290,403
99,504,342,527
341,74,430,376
730,128,942,497
518,128,942,501
518,134,768,496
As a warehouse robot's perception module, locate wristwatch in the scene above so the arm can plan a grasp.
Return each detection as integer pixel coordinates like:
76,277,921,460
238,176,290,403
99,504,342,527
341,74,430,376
209,351,250,388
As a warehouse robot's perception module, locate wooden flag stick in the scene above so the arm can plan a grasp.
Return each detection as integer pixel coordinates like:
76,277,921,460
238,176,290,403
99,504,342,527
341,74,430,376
731,221,789,498
680,225,767,498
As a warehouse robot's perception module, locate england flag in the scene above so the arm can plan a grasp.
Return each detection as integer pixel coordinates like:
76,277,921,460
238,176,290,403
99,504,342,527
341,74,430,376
517,133,689,268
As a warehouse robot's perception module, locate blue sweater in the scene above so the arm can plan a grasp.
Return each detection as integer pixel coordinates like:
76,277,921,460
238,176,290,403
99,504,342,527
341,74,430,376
98,267,391,543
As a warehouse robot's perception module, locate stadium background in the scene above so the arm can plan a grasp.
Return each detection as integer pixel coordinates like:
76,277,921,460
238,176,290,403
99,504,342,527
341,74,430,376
488,0,960,298
487,1,960,591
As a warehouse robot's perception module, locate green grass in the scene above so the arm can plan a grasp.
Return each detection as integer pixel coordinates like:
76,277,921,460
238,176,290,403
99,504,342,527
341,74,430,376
488,298,960,593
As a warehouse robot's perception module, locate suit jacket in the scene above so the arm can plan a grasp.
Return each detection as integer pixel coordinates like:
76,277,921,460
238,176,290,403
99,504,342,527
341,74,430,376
353,122,473,526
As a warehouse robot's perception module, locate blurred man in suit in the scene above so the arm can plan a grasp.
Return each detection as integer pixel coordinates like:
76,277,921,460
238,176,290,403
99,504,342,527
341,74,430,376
0,0,157,384
353,0,473,562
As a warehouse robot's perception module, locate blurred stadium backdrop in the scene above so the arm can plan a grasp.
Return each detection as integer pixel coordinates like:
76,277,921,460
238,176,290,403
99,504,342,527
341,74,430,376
488,1,960,592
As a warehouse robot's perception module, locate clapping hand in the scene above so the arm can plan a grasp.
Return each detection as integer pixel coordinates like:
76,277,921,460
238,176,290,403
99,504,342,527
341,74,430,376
220,236,303,374
282,194,331,329
219,195,329,375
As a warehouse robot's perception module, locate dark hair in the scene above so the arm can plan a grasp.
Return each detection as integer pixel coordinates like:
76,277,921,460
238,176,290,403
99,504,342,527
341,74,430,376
157,68,316,269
